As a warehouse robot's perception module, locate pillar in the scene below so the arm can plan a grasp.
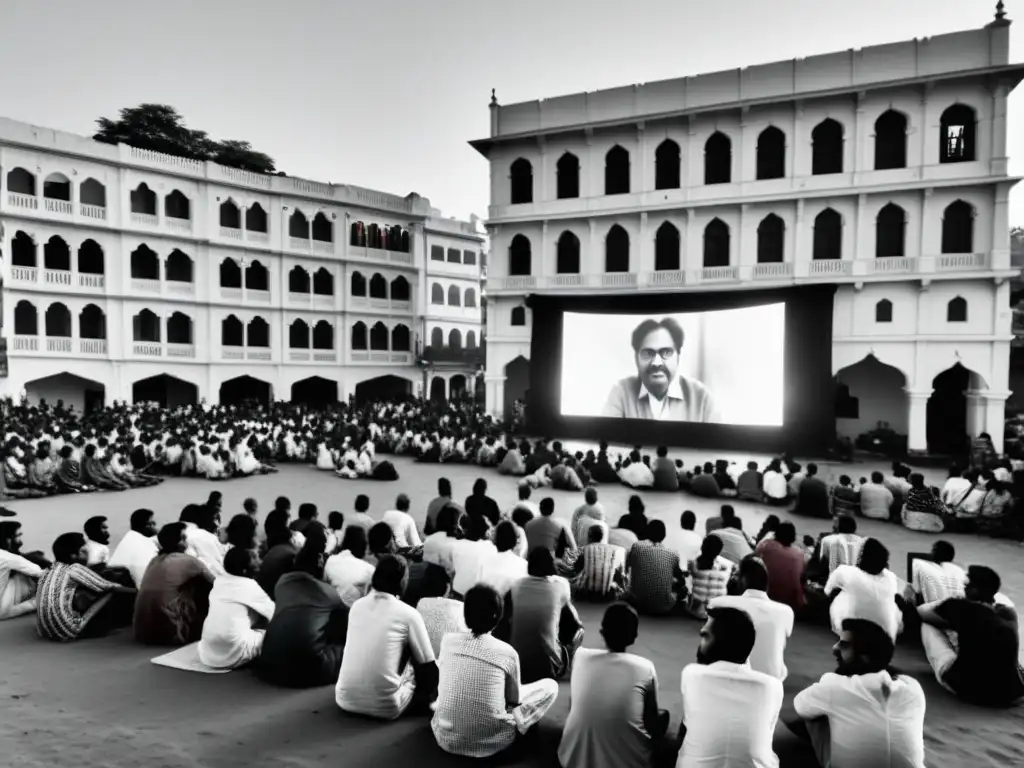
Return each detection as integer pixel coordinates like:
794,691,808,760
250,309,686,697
588,219,598,274
981,390,1012,454
990,82,1009,176
639,211,650,273
964,390,986,440
443,375,450,401
905,388,932,453
485,374,506,419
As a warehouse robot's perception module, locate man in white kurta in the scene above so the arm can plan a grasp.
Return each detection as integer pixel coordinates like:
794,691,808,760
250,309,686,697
198,549,275,670
107,509,160,587
0,522,44,619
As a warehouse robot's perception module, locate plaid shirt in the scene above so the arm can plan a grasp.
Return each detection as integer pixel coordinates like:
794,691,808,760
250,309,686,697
627,542,682,614
36,562,119,642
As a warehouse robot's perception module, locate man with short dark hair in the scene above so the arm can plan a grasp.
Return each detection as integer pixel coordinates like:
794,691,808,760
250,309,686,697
830,475,861,517
708,518,754,565
524,497,576,559
344,495,375,534
736,461,763,502
652,445,679,491
478,521,528,597
860,471,894,520
464,477,500,529
626,520,684,615
570,486,606,545
664,509,703,567
107,508,159,587
424,478,462,536
818,514,864,576
199,546,275,670
756,521,807,612
794,462,831,519
382,493,421,549
0,520,44,619
601,317,720,422
290,503,319,536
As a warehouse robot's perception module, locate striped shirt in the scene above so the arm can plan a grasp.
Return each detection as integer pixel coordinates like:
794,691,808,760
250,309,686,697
36,563,119,642
573,543,626,598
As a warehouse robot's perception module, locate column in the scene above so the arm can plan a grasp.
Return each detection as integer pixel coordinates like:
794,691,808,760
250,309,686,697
485,374,506,419
991,183,1011,269
919,188,932,259
982,391,1012,454
737,107,748,182
538,138,549,202
905,389,932,453
738,204,750,266
853,92,866,178
443,375,450,401
790,102,801,178
637,123,647,193
540,221,549,278
918,84,930,170
965,390,986,439
588,219,598,275
793,199,806,275
638,211,650,273
991,82,1009,176
684,208,700,273
853,194,866,261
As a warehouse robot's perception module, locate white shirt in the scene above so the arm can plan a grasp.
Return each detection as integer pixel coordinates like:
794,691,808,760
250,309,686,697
709,590,794,681
940,476,972,506
677,661,783,768
186,526,227,577
640,377,684,421
794,671,926,768
324,551,376,607
819,533,864,575
477,550,528,597
381,509,422,549
663,528,703,569
423,532,461,577
452,539,497,596
910,560,965,604
198,573,275,669
336,592,436,720
762,471,788,500
826,566,902,639
0,549,43,619
83,540,110,567
107,530,159,587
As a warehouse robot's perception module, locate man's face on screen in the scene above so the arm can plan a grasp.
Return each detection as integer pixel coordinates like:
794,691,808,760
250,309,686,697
635,327,679,398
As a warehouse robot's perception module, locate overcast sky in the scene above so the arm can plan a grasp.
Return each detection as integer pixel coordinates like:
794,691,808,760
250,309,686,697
3,0,1023,224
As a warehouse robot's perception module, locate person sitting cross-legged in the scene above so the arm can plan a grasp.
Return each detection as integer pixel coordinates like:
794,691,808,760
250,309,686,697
416,564,468,658
709,555,794,681
816,514,864,580
431,584,559,758
325,525,375,608
0,520,45,620
570,524,627,602
335,554,438,720
625,520,685,615
107,508,160,588
524,497,576,561
825,538,902,641
755,521,807,614
477,521,529,598
917,564,1024,707
559,602,669,768
788,618,926,768
675,606,783,768
683,535,733,620
570,487,606,546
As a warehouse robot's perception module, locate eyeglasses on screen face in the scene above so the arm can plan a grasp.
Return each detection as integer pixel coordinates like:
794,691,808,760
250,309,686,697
638,347,677,363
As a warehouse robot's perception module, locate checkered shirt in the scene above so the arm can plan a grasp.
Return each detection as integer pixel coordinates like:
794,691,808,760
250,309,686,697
627,542,682,614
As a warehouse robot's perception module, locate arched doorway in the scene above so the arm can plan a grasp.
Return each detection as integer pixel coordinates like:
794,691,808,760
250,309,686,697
291,376,339,407
430,376,446,403
504,356,530,417
353,375,411,405
450,374,467,399
834,356,908,455
220,375,272,407
927,364,984,457
133,375,199,408
25,373,106,413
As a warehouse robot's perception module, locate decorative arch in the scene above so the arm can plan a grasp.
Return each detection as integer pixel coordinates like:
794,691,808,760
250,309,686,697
7,167,36,195
370,321,389,351
509,234,532,276
556,152,580,199
289,209,310,239
78,239,104,275
351,271,367,297
220,258,242,288
164,190,190,220
812,209,842,260
351,321,368,350
80,178,106,207
79,305,106,340
430,327,444,347
130,183,157,215
940,104,976,164
289,266,311,294
941,200,974,254
390,275,410,302
289,319,310,349
875,203,906,258
246,203,268,233
833,355,910,440
369,273,388,300
654,221,680,271
219,199,241,229
874,110,908,170
312,320,334,350
245,260,269,291
43,172,71,201
431,283,444,304
510,158,533,204
221,315,244,346
757,214,785,264
811,119,844,175
464,287,477,307
11,231,37,267
43,235,71,271
605,145,630,195
447,285,461,306
605,225,630,273
313,267,334,296
166,312,193,344
704,132,732,184
755,126,786,180
655,139,681,190
247,316,270,347
875,299,893,323
130,244,159,280
14,300,38,335
556,231,580,274
132,309,160,342
312,212,333,242
165,249,193,283
131,375,197,408
703,219,730,267
391,324,411,352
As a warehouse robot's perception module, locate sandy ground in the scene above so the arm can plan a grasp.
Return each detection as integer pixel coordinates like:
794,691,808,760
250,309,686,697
1,458,1023,767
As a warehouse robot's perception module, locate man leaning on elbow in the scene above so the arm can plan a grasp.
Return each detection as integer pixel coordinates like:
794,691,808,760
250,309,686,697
601,317,719,423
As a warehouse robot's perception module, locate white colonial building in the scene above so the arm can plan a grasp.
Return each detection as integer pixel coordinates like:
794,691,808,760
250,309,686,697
0,118,485,410
473,7,1022,455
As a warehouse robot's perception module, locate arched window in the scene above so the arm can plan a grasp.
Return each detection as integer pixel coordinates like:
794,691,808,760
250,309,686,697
43,173,71,202
246,203,268,233
130,244,159,280
655,140,681,190
449,329,463,349
509,235,532,276
391,324,411,352
756,127,786,180
703,219,730,268
431,283,444,304
465,288,477,307
875,203,906,258
557,152,580,199
289,210,310,239
131,183,156,215
369,273,388,300
245,261,269,291
447,285,461,306
351,271,367,297
167,312,192,344
43,236,71,271
874,110,908,170
351,221,366,247
605,146,630,195
351,322,368,350
312,212,333,242
370,321,389,350
654,222,680,271
78,239,105,275
510,158,533,204
941,200,974,254
813,209,843,260
14,301,37,335
367,224,382,249
7,167,36,196
605,225,630,273
220,258,242,288
290,319,310,349
79,305,106,340
289,266,311,294
132,309,160,342
430,327,444,347
313,321,334,350
704,132,732,184
556,231,580,274
390,276,410,302
12,231,36,267
947,297,968,322
164,190,190,220
165,249,193,282
811,119,844,175
222,315,244,347
511,306,526,326
46,304,72,337
875,300,893,323
940,104,976,164
219,200,241,229
313,268,334,296
466,330,477,348
247,317,270,347
757,214,785,263
80,178,106,207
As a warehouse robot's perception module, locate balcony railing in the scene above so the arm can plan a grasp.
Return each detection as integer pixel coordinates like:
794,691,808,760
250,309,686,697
44,269,72,286
221,347,245,360
131,211,158,226
752,262,793,279
421,345,486,365
220,226,243,240
312,240,335,255
79,273,105,289
80,204,106,220
44,198,73,215
12,336,38,351
80,339,107,355
246,230,269,244
809,260,853,276
167,343,196,358
11,266,37,283
165,217,192,233
133,342,163,357
46,337,73,353
8,192,37,210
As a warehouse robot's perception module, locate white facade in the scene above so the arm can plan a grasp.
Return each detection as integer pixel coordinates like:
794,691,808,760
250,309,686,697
473,13,1022,454
0,118,484,409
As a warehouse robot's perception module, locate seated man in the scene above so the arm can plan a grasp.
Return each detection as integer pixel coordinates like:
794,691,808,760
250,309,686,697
432,585,559,758
755,522,807,614
829,475,861,517
524,497,576,561
477,521,529,598
83,516,111,567
676,606,783,767
736,461,763,502
558,602,668,768
0,520,44,619
335,555,438,720
625,520,685,615
859,471,895,521
199,547,276,670
906,540,965,604
107,509,160,587
381,493,422,550
507,547,585,683
708,518,754,565
789,618,926,768
416,564,467,658
793,463,831,519
709,555,794,681
570,525,627,602
324,526,375,608
570,487,606,546
651,446,679,492
825,538,902,640
918,564,1024,707
816,514,864,579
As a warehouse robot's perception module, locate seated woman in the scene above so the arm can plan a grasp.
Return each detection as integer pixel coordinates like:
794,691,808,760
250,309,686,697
901,473,946,533
976,477,1015,537
134,523,216,646
825,538,902,640
432,585,559,758
36,532,137,641
684,536,732,620
199,547,276,670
